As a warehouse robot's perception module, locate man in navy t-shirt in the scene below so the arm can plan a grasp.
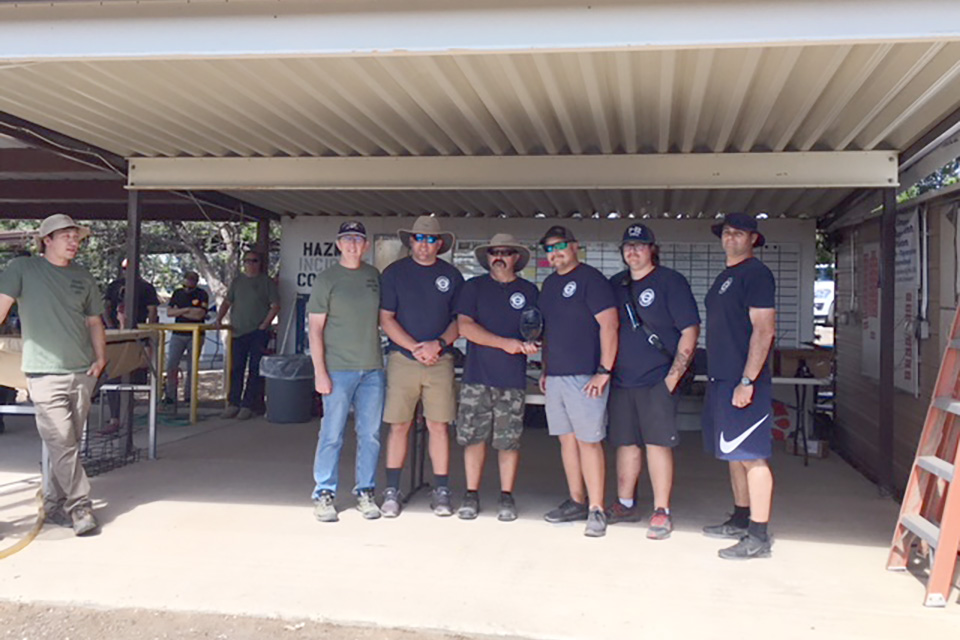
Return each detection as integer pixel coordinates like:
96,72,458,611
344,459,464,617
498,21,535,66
608,223,700,540
379,216,464,518
701,212,776,560
454,233,539,522
538,225,618,538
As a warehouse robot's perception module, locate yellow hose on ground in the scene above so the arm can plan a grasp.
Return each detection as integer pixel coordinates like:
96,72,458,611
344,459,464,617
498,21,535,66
0,490,45,560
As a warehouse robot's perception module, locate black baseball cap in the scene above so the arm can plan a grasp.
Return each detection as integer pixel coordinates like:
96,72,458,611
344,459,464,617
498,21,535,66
711,212,765,247
539,225,577,247
337,221,367,238
620,223,656,246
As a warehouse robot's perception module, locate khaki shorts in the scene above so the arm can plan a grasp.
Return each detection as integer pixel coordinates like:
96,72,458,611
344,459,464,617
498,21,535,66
383,351,457,424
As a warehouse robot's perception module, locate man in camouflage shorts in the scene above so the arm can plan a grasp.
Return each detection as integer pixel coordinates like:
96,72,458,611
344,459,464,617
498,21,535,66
455,233,539,521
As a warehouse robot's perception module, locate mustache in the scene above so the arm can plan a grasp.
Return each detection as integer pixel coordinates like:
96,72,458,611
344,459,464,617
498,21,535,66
492,258,507,268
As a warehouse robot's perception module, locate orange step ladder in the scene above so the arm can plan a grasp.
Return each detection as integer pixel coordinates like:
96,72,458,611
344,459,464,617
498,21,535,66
887,307,960,606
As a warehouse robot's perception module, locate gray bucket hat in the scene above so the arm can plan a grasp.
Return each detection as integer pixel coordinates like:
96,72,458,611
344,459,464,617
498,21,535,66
398,215,456,254
474,233,530,271
35,213,90,252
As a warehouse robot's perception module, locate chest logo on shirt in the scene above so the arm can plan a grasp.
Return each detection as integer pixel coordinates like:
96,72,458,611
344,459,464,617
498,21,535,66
638,288,655,307
509,292,526,309
562,282,577,298
435,276,451,293
719,277,733,295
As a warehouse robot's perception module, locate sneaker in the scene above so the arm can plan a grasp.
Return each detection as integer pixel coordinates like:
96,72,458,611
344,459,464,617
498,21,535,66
356,490,381,520
457,492,480,520
44,507,72,528
646,508,673,540
497,494,518,522
544,498,589,523
313,491,338,522
702,515,748,539
605,501,641,524
98,419,121,437
431,486,454,517
381,488,403,518
236,407,253,420
584,508,607,538
718,533,773,560
221,405,240,419
71,506,99,536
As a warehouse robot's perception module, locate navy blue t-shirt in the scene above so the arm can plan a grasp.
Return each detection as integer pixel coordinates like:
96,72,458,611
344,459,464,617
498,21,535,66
704,257,776,381
380,257,464,359
610,267,700,387
540,263,616,376
456,275,539,390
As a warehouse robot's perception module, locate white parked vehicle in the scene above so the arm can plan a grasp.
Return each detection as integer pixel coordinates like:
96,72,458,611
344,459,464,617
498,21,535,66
814,264,835,326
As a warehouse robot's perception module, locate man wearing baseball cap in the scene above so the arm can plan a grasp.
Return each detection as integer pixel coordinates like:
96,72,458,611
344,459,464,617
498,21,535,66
454,233,539,521
379,215,464,517
607,223,700,540
307,221,385,522
0,214,107,535
701,212,777,559
538,225,618,537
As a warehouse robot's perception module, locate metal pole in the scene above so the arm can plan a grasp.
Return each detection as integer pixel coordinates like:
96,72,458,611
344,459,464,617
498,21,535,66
122,190,142,454
256,218,270,256
878,187,897,494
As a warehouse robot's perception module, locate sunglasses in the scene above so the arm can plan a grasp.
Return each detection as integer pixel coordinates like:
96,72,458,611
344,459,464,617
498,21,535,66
488,248,518,257
543,241,570,254
413,233,440,244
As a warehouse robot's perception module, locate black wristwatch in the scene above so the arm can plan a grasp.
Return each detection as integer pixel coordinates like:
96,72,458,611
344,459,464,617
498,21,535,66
437,337,448,349
739,376,753,387
596,365,612,376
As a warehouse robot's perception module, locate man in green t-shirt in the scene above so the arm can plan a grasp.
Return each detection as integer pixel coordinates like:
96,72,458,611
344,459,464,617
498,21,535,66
0,214,107,536
307,221,384,522
215,251,280,420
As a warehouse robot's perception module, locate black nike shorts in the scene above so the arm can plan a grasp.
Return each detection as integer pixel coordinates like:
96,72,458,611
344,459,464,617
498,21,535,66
701,379,773,461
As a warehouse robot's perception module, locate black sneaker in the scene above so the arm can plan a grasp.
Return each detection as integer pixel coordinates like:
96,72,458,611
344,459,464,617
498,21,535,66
544,498,589,523
718,533,773,560
457,492,480,520
497,494,518,522
702,515,748,539
605,502,641,524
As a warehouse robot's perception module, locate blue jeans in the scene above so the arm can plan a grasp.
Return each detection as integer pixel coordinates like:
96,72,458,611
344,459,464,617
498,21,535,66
229,330,268,409
312,369,385,498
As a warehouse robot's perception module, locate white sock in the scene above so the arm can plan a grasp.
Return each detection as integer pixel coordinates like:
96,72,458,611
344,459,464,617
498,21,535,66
619,498,635,508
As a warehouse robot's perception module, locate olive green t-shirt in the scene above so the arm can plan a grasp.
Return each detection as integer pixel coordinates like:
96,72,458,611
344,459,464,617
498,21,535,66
306,262,383,371
226,272,280,337
0,256,104,374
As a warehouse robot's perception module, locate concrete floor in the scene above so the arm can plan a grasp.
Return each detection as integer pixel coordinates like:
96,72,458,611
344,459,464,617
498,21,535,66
0,411,958,640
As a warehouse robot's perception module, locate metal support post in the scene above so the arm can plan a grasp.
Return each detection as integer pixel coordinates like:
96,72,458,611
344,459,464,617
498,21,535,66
878,187,897,494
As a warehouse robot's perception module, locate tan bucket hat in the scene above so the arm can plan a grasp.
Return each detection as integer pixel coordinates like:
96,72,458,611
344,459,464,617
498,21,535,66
35,213,90,252
474,233,530,272
398,215,456,254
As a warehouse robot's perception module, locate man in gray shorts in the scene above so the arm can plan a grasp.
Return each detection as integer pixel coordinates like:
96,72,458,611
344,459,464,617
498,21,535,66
537,226,618,537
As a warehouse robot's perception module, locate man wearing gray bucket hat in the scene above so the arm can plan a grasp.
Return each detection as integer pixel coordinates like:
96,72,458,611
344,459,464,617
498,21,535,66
379,215,464,517
0,214,107,536
454,233,539,522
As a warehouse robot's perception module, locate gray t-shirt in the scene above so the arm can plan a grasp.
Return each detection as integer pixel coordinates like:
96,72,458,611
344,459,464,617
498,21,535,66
306,262,383,371
226,273,280,337
0,256,104,374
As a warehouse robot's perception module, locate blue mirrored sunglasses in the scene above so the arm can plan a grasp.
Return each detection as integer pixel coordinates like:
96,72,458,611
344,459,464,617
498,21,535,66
543,241,570,253
413,233,440,244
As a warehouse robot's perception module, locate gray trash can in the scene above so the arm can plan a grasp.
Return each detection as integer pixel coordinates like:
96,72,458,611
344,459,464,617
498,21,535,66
260,355,314,424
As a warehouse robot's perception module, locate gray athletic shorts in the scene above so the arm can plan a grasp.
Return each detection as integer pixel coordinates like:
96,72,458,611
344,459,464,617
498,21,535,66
544,375,608,443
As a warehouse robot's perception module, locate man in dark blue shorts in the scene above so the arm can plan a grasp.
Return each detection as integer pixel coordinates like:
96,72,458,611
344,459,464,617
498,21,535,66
538,226,618,538
455,233,539,522
702,213,776,560
607,223,699,540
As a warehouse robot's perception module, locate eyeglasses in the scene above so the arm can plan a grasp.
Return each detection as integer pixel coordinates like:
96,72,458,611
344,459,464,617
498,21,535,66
543,241,570,254
338,235,366,244
243,258,260,264
488,248,518,257
413,233,439,244
622,242,649,252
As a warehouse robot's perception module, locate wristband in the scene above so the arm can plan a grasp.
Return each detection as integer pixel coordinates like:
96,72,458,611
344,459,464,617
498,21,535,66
438,337,448,349
596,365,612,375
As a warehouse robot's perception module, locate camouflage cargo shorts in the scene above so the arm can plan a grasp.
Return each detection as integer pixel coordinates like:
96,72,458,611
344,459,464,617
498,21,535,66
456,383,526,451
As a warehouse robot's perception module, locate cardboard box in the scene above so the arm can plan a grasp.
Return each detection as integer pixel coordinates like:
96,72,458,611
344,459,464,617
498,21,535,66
774,348,833,379
785,438,829,458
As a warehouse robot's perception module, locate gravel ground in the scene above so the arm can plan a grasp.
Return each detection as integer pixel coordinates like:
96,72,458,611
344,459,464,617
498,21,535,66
0,602,525,640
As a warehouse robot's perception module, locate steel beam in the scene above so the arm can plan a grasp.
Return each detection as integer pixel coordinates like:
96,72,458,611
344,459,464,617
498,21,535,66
1,1,958,61
878,187,897,494
127,152,899,191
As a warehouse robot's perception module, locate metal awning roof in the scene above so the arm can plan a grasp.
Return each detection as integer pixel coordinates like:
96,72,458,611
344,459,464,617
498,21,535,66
0,1,958,220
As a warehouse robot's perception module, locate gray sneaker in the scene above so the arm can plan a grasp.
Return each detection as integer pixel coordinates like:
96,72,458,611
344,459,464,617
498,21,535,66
381,488,403,518
431,486,454,517
71,506,99,536
45,507,72,528
236,407,253,420
497,493,518,522
313,491,338,523
220,405,240,419
718,533,773,560
457,492,480,520
584,508,607,538
702,516,748,539
356,490,381,520
544,498,589,523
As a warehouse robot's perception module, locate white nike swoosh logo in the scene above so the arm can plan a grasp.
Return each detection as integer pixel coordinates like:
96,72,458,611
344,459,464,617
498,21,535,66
718,414,770,455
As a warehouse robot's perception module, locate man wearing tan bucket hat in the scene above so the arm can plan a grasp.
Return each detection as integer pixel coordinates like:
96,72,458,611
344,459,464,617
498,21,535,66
379,215,464,517
0,214,107,536
454,233,539,522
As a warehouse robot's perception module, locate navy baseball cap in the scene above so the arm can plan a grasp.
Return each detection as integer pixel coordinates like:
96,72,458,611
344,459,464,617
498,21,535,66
711,212,765,247
337,221,367,238
539,225,577,247
620,223,656,246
